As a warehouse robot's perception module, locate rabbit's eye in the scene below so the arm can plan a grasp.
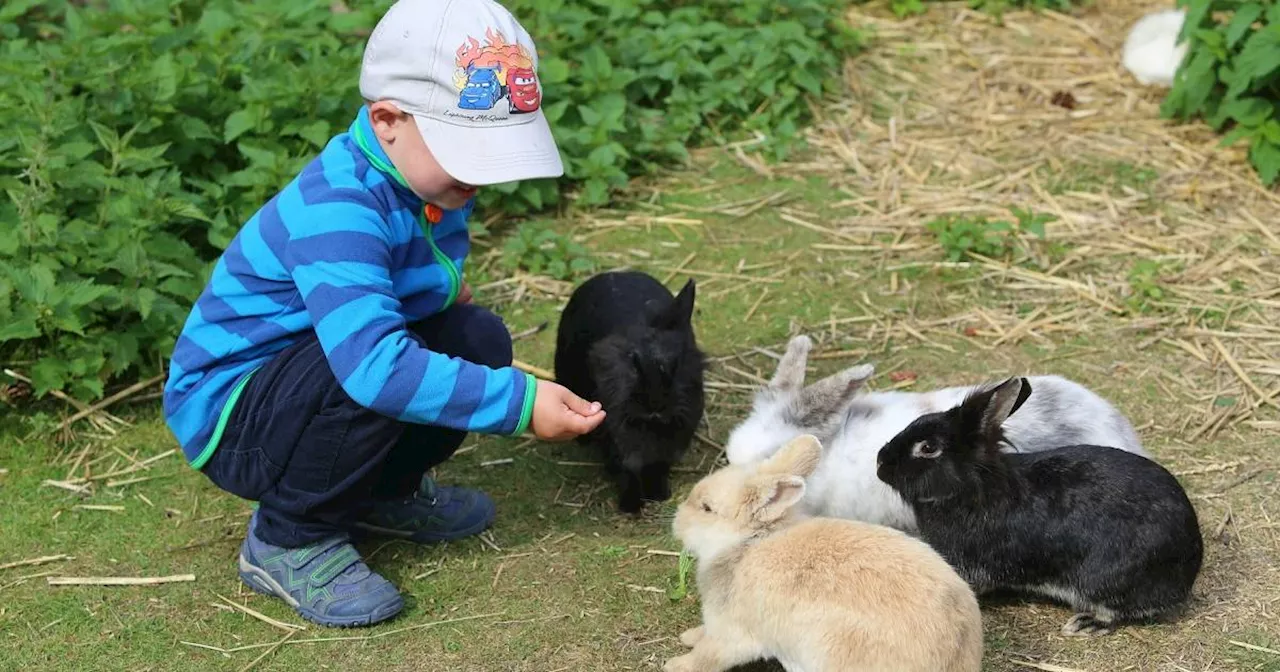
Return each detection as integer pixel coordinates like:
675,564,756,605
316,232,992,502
911,441,941,459
701,502,713,513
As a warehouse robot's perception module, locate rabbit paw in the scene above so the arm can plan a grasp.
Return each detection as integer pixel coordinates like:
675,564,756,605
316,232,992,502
663,653,700,672
679,626,705,648
1062,613,1114,637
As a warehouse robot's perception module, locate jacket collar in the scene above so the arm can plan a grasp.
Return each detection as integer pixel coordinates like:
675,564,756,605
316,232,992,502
348,106,423,208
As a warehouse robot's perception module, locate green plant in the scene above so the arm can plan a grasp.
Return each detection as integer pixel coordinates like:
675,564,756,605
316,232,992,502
881,0,1078,19
1125,259,1173,313
0,0,860,402
667,550,695,601
500,223,597,280
1161,0,1280,186
925,208,1053,261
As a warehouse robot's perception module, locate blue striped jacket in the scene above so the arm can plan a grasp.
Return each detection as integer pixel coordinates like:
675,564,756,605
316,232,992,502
162,106,535,468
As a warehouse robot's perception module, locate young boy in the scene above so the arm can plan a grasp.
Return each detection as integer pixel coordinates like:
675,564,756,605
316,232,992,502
162,0,605,627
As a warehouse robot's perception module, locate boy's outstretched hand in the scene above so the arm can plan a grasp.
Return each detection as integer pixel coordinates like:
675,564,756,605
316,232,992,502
531,380,605,441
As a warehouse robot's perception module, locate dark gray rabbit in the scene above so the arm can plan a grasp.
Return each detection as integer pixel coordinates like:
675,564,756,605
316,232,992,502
554,270,705,513
875,377,1202,637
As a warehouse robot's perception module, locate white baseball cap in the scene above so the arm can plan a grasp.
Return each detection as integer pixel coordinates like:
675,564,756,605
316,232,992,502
359,0,564,186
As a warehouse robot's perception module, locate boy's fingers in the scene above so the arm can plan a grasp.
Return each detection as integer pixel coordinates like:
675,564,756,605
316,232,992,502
561,390,601,416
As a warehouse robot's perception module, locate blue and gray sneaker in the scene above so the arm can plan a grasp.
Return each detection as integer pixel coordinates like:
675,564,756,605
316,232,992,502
237,512,404,627
355,475,496,544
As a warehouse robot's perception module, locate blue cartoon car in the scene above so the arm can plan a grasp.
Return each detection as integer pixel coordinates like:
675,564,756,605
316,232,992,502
458,67,504,110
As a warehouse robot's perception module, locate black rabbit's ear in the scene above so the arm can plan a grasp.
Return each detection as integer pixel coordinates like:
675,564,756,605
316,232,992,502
653,279,696,330
975,377,1028,440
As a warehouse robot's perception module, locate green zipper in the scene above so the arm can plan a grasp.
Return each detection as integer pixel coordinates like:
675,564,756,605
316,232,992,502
419,208,461,308
351,120,460,307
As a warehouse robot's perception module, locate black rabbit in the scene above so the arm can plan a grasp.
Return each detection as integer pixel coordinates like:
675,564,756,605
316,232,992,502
875,377,1202,637
554,270,705,513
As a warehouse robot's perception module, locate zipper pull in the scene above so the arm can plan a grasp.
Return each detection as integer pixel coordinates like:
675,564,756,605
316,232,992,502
424,204,443,224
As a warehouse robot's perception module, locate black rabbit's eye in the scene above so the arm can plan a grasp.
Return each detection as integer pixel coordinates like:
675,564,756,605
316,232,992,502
911,441,941,459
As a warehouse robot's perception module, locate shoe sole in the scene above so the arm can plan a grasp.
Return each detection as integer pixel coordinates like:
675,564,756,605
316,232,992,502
237,554,404,628
353,510,495,544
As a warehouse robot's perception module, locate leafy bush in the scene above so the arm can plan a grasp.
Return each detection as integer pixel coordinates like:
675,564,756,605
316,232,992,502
1161,0,1280,186
0,0,861,401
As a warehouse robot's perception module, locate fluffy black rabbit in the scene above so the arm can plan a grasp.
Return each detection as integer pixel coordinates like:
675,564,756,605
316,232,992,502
554,270,705,513
875,377,1202,636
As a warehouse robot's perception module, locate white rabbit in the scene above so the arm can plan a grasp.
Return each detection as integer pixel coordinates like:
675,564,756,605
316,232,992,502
724,335,1148,531
666,434,984,672
1122,8,1188,87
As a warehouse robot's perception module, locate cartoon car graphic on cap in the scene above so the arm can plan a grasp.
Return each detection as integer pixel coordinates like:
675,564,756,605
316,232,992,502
506,67,541,114
458,67,504,110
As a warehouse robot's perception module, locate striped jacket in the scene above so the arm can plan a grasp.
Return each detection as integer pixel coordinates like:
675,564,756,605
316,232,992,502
162,106,535,468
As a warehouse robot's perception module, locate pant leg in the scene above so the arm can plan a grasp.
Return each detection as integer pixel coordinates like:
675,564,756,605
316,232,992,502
201,332,405,548
370,303,515,499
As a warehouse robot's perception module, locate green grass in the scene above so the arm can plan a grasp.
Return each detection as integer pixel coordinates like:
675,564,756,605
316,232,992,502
3,150,1276,672
6,7,1280,666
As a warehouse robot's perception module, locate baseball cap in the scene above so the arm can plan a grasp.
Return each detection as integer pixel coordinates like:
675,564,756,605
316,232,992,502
359,0,564,186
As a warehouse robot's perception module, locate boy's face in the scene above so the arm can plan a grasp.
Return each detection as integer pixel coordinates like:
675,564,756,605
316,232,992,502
368,101,478,210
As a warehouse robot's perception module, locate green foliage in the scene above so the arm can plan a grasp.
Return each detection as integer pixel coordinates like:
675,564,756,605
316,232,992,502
925,208,1054,261
667,550,695,601
500,223,597,280
1161,0,1280,186
887,0,1077,19
1125,258,1175,313
0,0,860,401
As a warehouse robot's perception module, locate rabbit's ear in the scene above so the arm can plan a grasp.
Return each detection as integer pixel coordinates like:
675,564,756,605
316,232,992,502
768,335,812,392
961,377,1030,442
747,474,807,524
793,364,874,425
759,434,823,478
653,279,696,330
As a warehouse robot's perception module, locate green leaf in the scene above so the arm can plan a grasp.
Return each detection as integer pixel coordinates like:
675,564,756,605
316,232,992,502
1234,26,1280,89
137,287,157,320
1249,136,1280,186
0,318,40,342
30,358,67,398
1225,5,1264,48
224,109,257,144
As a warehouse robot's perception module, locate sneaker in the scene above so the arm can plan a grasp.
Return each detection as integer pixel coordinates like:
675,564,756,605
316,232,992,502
355,474,495,544
237,512,404,628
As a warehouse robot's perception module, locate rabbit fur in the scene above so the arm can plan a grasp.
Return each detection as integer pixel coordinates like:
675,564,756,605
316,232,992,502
554,270,705,513
667,434,984,672
875,377,1203,636
724,335,1147,531
1122,8,1188,87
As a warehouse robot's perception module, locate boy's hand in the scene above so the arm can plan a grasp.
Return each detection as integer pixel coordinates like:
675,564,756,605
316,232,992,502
531,380,605,441
457,282,473,304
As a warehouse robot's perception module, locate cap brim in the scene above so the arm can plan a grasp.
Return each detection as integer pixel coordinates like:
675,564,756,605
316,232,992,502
414,112,564,187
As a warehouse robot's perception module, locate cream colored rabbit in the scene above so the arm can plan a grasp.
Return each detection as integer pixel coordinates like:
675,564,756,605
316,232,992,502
667,434,984,672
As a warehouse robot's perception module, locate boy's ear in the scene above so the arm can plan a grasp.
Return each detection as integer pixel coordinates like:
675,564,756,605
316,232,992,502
653,279,696,330
768,335,812,392
367,100,409,141
748,474,807,524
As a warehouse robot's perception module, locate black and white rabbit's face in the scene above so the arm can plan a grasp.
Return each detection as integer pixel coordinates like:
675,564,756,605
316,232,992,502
877,377,1032,503
875,412,976,504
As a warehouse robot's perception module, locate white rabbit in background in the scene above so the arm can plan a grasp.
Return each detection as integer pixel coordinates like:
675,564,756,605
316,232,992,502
723,335,1148,532
1123,8,1188,87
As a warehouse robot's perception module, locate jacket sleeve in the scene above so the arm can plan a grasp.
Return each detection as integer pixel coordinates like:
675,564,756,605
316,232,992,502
282,197,535,435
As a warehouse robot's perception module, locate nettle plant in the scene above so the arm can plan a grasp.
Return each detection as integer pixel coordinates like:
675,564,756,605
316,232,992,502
1161,0,1280,186
0,0,860,403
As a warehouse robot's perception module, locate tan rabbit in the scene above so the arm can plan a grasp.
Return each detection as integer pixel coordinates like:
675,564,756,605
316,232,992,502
666,434,984,672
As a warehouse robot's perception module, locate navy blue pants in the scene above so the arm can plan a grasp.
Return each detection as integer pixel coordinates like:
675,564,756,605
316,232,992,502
200,304,513,548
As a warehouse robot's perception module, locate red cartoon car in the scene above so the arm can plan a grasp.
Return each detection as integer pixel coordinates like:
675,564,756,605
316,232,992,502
506,66,541,114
